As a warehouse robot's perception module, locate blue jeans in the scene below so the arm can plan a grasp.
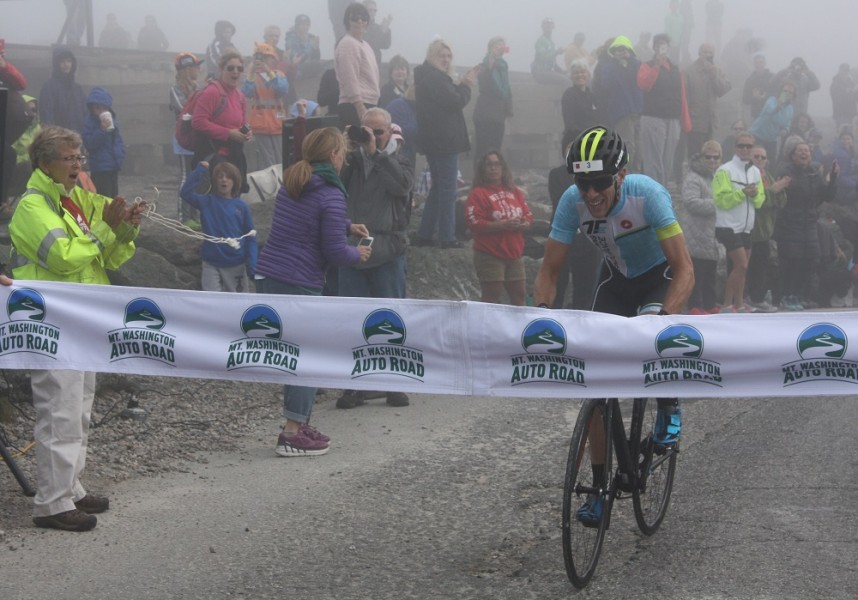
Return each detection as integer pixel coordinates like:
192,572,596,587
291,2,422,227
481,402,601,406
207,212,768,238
255,278,321,424
417,152,459,243
338,255,406,299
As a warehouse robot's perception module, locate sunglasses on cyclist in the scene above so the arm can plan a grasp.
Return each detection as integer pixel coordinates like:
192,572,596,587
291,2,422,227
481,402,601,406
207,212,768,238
225,65,244,73
575,175,615,193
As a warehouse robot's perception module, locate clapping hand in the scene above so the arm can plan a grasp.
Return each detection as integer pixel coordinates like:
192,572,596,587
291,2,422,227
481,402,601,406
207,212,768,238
103,196,128,229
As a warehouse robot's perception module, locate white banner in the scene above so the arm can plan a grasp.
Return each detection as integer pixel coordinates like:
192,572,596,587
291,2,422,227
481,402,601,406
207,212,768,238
0,281,856,399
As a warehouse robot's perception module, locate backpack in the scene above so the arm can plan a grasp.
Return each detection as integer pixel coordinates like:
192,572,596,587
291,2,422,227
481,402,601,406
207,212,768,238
174,81,227,152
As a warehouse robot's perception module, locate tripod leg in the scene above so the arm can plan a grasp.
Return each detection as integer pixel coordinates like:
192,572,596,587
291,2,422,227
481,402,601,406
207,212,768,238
0,437,36,497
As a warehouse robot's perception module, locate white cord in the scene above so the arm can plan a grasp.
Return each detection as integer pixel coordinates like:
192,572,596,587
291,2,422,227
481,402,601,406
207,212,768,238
135,187,256,249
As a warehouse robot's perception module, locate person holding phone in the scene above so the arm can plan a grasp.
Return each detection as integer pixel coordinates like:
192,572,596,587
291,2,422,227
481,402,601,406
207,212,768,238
712,132,766,312
255,127,371,455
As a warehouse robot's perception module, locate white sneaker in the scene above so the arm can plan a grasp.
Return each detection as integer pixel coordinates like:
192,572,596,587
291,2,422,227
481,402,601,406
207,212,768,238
748,299,778,313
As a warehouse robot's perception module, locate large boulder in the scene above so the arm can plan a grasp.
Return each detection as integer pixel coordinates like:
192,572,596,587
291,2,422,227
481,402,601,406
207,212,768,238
109,246,199,290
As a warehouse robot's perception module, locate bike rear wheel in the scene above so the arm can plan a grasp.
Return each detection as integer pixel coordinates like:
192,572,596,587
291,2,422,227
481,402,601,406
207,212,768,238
562,398,612,589
632,398,678,535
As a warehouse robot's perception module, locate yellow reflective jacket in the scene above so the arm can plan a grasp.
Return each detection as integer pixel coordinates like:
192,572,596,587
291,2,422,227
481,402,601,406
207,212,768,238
9,168,137,283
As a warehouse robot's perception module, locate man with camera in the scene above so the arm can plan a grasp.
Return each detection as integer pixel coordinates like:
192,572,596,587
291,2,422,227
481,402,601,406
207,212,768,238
337,107,413,409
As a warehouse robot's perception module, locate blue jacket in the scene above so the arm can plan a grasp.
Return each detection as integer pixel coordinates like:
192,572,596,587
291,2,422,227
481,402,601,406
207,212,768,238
255,175,360,289
82,87,126,173
38,46,87,133
749,96,793,143
180,164,258,272
592,57,644,126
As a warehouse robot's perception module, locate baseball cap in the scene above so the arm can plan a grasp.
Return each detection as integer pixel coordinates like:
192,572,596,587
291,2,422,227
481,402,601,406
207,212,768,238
175,52,203,70
254,43,278,58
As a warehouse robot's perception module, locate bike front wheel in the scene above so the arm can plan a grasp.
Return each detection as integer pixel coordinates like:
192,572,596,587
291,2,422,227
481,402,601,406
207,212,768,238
562,398,612,589
632,398,678,535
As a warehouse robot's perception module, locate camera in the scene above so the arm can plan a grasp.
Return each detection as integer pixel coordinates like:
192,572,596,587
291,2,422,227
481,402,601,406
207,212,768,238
239,123,251,135
347,125,371,144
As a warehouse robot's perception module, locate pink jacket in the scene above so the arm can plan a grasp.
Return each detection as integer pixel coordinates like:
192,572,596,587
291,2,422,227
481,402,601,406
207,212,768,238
191,81,247,143
335,34,380,105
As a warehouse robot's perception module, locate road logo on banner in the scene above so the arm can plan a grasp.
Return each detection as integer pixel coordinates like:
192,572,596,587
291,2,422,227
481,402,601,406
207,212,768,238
107,298,176,365
226,304,299,372
350,309,425,380
509,318,586,386
782,323,857,385
0,288,59,358
642,324,722,387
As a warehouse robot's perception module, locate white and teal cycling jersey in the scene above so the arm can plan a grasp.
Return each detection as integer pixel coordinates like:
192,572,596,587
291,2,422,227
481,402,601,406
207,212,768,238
550,174,683,278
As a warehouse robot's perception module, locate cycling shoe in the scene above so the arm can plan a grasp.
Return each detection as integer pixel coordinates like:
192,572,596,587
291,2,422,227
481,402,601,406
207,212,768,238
654,405,682,445
576,494,604,528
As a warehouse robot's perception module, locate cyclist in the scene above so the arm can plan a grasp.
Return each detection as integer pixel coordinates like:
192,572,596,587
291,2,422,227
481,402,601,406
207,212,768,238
533,125,694,525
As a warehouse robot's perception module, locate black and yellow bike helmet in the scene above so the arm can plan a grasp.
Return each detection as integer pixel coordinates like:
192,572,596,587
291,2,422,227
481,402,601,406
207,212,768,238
566,125,628,176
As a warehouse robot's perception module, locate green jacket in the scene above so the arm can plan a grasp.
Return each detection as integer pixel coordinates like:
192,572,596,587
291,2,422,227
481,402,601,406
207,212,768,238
9,168,137,283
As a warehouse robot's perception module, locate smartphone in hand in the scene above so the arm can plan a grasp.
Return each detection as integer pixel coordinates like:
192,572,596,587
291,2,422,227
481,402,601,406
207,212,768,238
358,236,374,247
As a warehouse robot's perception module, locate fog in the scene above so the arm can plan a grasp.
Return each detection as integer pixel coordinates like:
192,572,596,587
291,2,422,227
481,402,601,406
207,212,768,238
1,0,855,117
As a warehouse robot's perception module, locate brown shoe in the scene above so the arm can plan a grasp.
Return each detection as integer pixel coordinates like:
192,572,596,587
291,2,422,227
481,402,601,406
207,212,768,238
75,494,110,514
33,509,97,532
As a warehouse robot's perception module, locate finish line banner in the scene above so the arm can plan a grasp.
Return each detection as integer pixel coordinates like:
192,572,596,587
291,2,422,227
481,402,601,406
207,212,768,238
0,281,857,399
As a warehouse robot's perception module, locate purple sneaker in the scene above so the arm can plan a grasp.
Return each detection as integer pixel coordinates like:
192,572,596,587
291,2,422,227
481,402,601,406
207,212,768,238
275,430,330,457
299,423,331,445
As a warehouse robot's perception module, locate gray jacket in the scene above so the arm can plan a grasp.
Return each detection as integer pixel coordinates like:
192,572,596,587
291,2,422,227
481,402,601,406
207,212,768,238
677,156,720,260
341,142,414,269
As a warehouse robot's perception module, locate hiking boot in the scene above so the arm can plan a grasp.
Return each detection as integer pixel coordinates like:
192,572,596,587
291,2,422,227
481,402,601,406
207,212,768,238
298,423,330,444
576,494,604,528
386,392,410,407
654,405,682,446
74,494,109,514
336,390,365,409
275,430,330,457
33,509,97,532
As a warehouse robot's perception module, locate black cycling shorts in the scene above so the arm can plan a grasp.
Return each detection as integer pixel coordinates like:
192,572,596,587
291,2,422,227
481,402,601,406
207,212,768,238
591,260,672,317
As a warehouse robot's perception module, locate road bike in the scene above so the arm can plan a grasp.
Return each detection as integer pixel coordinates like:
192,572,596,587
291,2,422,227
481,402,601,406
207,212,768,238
562,397,678,588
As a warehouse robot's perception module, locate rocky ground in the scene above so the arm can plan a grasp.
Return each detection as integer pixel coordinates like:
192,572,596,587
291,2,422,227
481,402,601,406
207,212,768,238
0,166,555,536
